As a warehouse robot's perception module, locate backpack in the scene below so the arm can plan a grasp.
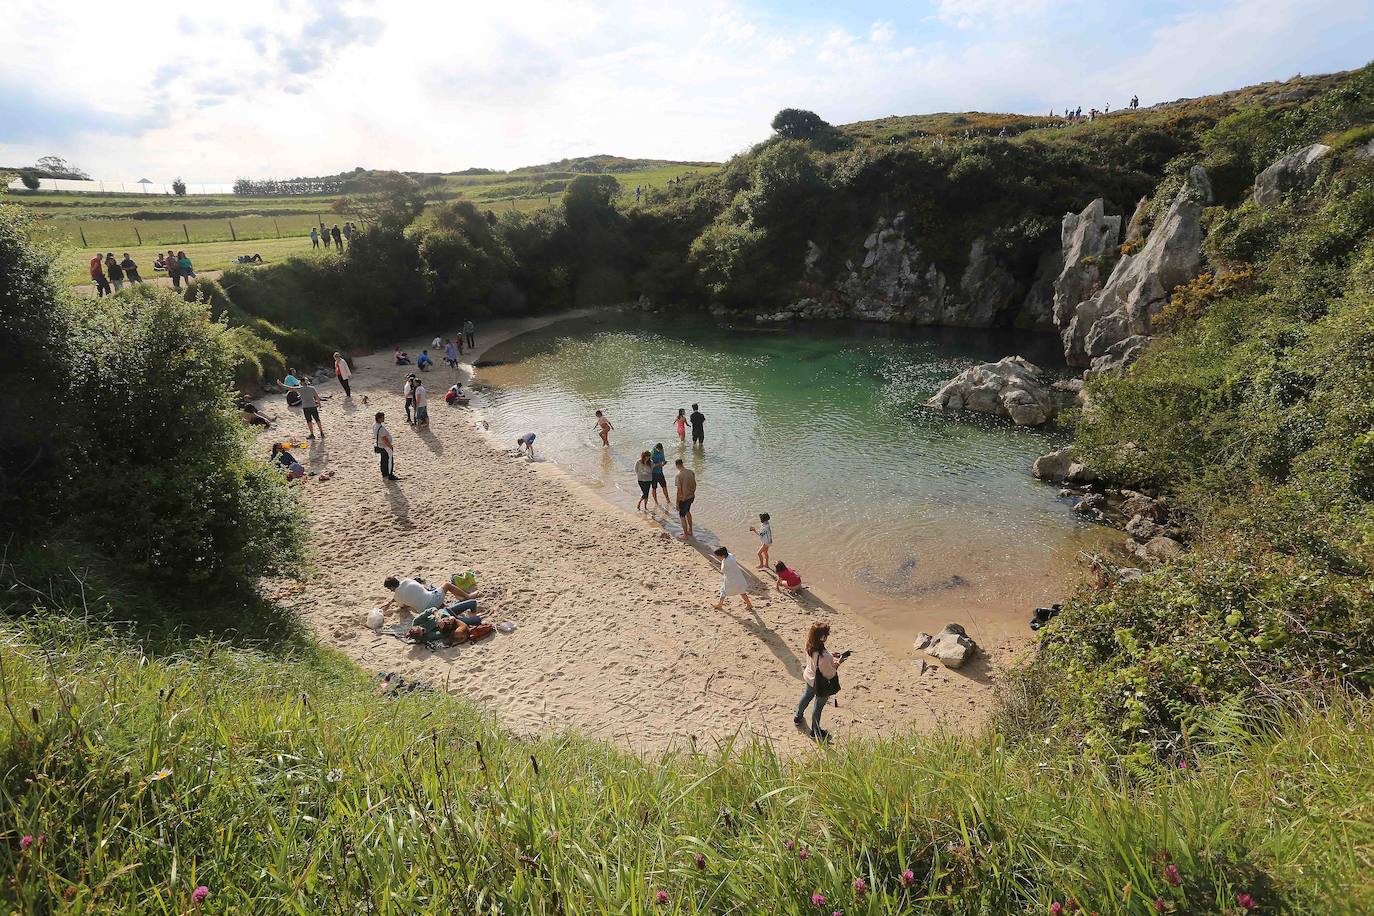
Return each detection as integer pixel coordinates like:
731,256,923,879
813,652,841,698
469,623,494,642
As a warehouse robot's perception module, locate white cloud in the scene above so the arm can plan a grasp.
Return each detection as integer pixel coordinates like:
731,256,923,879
0,0,1369,181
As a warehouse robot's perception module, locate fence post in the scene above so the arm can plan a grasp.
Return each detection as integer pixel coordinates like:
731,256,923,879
229,220,237,241
79,226,88,248
183,223,190,244
134,226,142,245
273,219,281,238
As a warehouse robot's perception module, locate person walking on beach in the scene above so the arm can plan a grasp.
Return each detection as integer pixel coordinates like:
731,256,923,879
89,254,111,297
674,458,697,539
300,379,324,440
594,410,613,446
413,379,429,428
711,546,753,611
673,408,687,444
650,443,670,506
750,513,773,569
689,403,706,446
403,375,416,425
333,351,352,398
796,621,847,741
374,411,399,480
635,450,655,511
310,227,319,248
444,339,458,368
463,319,476,350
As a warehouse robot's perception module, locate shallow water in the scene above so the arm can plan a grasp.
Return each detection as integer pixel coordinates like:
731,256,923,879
476,312,1118,653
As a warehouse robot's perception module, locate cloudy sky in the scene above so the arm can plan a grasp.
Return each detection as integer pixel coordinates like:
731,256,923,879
2,0,1371,181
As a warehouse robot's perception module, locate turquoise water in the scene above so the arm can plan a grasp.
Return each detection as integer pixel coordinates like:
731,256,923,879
476,312,1115,650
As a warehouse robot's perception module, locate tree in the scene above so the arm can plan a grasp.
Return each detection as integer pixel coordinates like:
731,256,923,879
171,177,188,196
562,174,621,221
770,109,831,141
33,155,89,179
19,170,40,190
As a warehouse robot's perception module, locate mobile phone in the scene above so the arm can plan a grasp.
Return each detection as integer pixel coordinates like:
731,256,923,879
841,650,853,659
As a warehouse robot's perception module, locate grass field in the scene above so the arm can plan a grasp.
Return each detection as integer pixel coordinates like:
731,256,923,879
8,162,720,260
61,236,319,286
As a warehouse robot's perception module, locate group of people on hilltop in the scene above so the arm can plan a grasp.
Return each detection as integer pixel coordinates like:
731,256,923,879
310,222,356,249
88,252,143,296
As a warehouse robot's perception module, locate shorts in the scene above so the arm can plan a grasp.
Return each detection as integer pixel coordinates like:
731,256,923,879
415,405,429,423
302,406,320,422
651,470,667,487
638,480,652,498
677,497,695,517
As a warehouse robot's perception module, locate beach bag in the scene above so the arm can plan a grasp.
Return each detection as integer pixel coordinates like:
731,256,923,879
813,653,841,698
450,571,477,591
366,608,385,630
469,623,494,642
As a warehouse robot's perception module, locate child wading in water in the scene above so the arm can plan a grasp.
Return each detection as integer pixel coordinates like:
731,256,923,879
594,410,613,446
712,546,753,611
750,513,773,568
674,408,687,444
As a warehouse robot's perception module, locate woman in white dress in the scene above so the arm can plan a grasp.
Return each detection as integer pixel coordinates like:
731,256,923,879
711,546,754,611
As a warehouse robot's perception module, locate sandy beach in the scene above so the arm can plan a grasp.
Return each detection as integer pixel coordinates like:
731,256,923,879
261,312,1020,753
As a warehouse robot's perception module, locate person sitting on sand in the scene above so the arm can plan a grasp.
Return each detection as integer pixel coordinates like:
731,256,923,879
270,442,306,480
711,546,753,611
444,384,467,405
516,432,536,458
394,348,411,365
774,561,802,592
239,401,273,427
416,350,433,371
380,575,477,617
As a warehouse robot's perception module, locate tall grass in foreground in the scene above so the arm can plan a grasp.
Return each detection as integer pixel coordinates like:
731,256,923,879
1,620,1370,914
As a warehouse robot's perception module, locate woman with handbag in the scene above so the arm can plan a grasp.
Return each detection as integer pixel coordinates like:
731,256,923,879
795,621,848,742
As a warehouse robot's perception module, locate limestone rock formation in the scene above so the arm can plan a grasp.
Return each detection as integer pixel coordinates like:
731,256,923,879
1087,334,1152,378
916,623,978,669
1017,245,1063,329
1066,166,1212,367
835,212,949,323
1053,199,1121,365
1032,446,1075,481
949,236,1020,326
926,356,1053,426
1253,143,1332,208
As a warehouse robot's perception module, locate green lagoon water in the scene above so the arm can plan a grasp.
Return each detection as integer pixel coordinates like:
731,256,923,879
476,312,1117,651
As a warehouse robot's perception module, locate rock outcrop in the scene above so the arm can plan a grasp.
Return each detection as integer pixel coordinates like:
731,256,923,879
1087,334,1152,378
950,236,1020,326
1016,245,1063,329
1053,199,1121,366
914,623,978,669
1253,143,1332,208
1063,166,1212,367
1032,446,1075,481
926,356,1053,426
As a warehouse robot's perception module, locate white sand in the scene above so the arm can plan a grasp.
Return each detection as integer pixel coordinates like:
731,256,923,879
263,312,1014,753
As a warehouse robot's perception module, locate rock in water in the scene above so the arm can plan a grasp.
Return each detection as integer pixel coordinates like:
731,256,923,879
1253,143,1332,208
1033,446,1076,481
921,623,978,669
926,356,1053,426
1067,166,1212,367
1053,198,1121,365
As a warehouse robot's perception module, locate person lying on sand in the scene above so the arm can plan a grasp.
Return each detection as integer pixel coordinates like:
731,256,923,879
380,575,477,617
407,603,483,642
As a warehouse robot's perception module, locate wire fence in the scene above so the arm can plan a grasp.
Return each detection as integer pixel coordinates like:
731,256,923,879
5,178,238,195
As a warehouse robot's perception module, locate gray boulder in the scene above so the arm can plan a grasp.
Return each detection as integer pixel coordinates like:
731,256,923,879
1033,446,1076,481
1120,490,1166,522
921,623,978,669
1125,513,1164,542
1254,143,1332,208
1087,335,1152,378
927,356,1053,426
1124,195,1152,246
1066,462,1098,486
1355,139,1374,161
1070,166,1212,367
1053,199,1121,366
1073,493,1108,515
1131,535,1184,564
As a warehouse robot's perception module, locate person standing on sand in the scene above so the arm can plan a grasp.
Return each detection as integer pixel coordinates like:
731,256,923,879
120,252,142,283
310,227,319,248
403,375,416,425
333,351,352,398
796,621,847,742
300,379,324,440
413,379,429,428
331,224,343,249
374,411,399,480
650,443,670,506
750,513,772,569
165,250,182,290
711,545,752,611
105,253,125,291
689,403,706,446
463,319,476,350
674,458,697,538
594,410,613,446
444,339,458,368
635,450,654,511
673,408,687,444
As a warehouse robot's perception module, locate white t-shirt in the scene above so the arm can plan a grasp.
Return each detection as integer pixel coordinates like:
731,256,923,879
758,523,773,545
394,577,441,613
432,337,442,348
404,380,413,398
335,357,351,380
413,385,428,409
373,422,393,454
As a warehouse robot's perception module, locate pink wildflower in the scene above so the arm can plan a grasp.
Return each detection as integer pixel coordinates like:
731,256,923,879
1237,893,1256,910
785,839,795,851
901,869,915,888
1154,898,1166,912
853,877,867,896
19,835,33,850
811,892,827,907
192,886,210,905
1164,864,1181,886
1051,903,1064,916
799,847,810,861
694,853,706,869
655,889,669,905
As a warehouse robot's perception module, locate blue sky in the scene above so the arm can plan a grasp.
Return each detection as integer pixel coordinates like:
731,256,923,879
2,0,1371,181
